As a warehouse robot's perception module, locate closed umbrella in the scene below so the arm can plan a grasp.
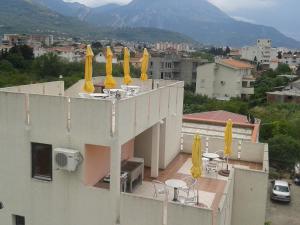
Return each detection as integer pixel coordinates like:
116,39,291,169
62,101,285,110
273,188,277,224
104,46,116,89
83,45,95,93
123,47,132,85
224,119,233,171
140,48,149,81
191,133,202,205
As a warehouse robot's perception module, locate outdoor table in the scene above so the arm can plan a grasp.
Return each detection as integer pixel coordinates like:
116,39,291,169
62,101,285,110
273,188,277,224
165,179,187,202
203,152,220,161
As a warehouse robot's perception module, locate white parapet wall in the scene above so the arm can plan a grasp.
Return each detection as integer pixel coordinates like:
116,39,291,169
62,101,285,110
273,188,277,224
182,134,266,163
167,202,213,225
0,81,64,96
120,194,164,225
216,169,235,225
231,168,268,225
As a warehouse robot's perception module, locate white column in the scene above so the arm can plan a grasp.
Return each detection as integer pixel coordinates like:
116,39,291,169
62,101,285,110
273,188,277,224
151,123,160,178
110,137,121,225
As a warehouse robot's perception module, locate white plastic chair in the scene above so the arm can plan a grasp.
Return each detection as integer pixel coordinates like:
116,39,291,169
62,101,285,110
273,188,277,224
152,180,169,198
206,161,218,177
180,176,197,199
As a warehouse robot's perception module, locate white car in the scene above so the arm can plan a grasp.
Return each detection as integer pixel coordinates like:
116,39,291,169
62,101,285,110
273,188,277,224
270,180,291,203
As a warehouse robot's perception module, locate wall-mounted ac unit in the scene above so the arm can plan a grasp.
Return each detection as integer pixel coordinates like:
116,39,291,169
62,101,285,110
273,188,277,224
54,148,82,172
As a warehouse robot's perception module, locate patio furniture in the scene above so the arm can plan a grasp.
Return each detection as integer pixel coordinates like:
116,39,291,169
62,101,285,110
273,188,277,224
152,180,169,198
102,171,128,192
165,179,187,202
203,152,220,161
121,161,144,193
179,176,197,199
214,150,224,159
206,161,218,177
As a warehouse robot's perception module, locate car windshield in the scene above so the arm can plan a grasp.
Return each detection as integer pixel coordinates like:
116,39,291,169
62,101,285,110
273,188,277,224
274,185,289,192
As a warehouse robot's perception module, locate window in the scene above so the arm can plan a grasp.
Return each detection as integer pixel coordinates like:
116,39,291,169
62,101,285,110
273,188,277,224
161,72,164,79
31,143,52,181
242,81,248,88
14,215,25,225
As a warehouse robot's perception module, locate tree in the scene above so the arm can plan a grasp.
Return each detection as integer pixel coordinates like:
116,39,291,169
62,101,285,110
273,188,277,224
225,46,230,55
275,64,291,74
33,53,64,78
268,134,300,169
277,51,282,59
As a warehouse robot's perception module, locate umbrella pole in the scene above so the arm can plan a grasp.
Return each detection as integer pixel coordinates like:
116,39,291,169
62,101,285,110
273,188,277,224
226,156,229,171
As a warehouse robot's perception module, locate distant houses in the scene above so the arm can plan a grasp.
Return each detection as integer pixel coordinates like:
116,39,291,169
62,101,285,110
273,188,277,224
196,58,255,100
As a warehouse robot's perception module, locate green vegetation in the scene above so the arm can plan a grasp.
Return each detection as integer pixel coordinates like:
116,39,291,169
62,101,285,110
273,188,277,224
0,45,141,89
184,67,300,171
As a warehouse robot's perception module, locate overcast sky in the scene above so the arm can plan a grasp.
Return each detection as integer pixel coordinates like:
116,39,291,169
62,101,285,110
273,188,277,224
64,0,278,9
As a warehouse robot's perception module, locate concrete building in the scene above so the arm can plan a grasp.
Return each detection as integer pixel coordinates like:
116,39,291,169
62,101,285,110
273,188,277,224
95,52,118,64
241,39,277,66
149,54,207,85
279,52,300,69
196,59,255,99
0,78,269,225
3,34,54,47
267,79,300,104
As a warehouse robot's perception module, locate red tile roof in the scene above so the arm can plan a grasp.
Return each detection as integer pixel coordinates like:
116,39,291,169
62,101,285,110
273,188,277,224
219,59,253,69
183,110,260,142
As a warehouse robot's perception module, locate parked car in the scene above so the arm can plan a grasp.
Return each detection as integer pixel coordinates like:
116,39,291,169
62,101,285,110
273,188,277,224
294,162,300,185
270,180,291,203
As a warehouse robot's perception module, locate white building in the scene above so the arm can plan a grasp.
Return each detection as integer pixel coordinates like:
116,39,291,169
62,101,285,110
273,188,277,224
95,52,118,64
0,77,268,225
33,47,84,62
241,39,277,66
279,52,300,69
196,59,255,99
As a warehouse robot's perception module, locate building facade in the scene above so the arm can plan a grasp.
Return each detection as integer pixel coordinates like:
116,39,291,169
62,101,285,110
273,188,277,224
149,54,207,85
267,80,300,104
241,39,277,66
196,59,255,99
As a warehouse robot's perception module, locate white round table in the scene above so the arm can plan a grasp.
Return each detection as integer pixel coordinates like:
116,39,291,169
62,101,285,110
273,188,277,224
165,179,187,201
203,153,220,161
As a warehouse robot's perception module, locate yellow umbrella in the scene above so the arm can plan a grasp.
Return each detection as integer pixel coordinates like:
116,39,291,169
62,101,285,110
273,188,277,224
224,119,233,171
191,133,202,179
140,48,149,81
104,46,116,89
83,45,95,93
224,119,233,157
123,47,132,85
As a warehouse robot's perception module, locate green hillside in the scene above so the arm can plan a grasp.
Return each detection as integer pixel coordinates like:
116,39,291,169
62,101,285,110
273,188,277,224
0,0,194,43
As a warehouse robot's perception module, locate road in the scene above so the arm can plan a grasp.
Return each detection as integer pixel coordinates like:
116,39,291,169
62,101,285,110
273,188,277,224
266,180,300,225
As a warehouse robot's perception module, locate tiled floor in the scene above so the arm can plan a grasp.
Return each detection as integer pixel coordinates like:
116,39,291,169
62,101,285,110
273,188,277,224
142,153,262,211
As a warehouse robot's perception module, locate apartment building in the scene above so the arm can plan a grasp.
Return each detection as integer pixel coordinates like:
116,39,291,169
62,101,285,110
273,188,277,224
241,39,277,66
149,54,207,85
279,52,300,69
0,77,268,225
2,34,54,47
196,59,255,99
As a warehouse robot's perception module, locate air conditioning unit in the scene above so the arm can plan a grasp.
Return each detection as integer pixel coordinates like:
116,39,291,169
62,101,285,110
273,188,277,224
54,148,83,172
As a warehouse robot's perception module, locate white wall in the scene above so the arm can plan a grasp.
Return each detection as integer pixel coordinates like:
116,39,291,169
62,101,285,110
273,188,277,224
0,81,64,96
167,202,213,225
120,194,164,225
231,168,268,225
216,170,234,225
196,63,215,98
182,134,265,163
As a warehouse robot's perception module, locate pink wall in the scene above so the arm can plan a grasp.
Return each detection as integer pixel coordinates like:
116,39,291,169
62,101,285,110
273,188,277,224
84,139,135,186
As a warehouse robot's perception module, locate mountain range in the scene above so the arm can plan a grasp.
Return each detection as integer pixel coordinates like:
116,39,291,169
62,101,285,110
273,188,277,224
1,0,300,48
0,0,193,43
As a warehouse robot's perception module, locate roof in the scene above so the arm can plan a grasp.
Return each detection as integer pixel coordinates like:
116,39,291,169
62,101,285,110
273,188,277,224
219,59,254,70
183,110,250,125
183,110,260,143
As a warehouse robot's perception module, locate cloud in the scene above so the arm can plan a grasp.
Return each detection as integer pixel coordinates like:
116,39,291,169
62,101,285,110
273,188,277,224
208,0,278,12
231,16,256,24
64,0,131,7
